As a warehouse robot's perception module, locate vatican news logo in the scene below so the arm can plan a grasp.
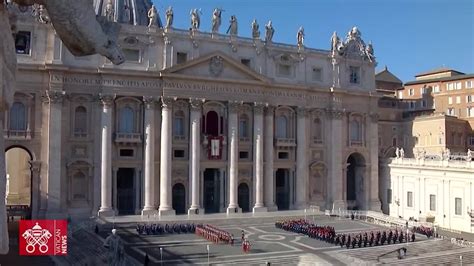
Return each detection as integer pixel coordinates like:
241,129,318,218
19,220,68,256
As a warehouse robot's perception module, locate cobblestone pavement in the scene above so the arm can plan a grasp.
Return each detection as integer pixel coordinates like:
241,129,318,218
96,213,450,265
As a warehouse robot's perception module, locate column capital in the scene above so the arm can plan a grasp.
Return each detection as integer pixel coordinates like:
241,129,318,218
29,161,42,175
99,93,116,107
143,96,158,109
296,107,309,117
325,108,345,120
42,90,66,104
189,98,205,110
369,112,379,123
265,105,275,114
161,96,176,109
254,102,267,115
228,101,242,112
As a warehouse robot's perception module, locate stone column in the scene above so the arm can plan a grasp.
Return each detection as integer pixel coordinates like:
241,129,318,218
188,98,204,215
44,90,66,216
327,108,346,210
253,103,267,212
98,93,115,217
0,120,7,254
295,107,309,209
227,101,241,214
264,106,277,211
158,97,175,216
30,161,42,218
142,96,158,215
368,112,382,211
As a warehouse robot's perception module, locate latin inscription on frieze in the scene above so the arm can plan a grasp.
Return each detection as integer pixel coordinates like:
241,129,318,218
51,75,160,88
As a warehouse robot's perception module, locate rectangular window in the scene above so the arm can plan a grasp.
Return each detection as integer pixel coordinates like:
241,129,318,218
312,67,322,81
447,108,455,116
433,85,440,93
421,100,427,108
448,97,453,104
456,96,461,104
241,58,251,67
407,192,413,207
467,95,473,103
387,189,392,204
456,82,462,90
409,88,414,96
455,197,462,215
239,151,249,159
447,83,454,91
15,31,32,55
174,149,185,158
429,194,436,211
398,91,403,99
123,49,140,62
349,66,360,84
119,149,134,157
466,81,473,89
410,101,415,109
278,64,292,76
467,107,474,117
278,152,289,159
176,52,187,64
469,136,474,146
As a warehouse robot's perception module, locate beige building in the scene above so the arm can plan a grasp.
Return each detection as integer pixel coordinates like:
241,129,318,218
5,2,381,218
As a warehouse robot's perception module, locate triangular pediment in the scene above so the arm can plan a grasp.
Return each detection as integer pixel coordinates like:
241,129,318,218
160,52,269,84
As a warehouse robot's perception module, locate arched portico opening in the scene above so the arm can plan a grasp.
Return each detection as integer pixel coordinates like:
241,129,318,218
238,183,250,212
172,183,186,215
346,153,366,210
275,169,290,210
5,146,33,219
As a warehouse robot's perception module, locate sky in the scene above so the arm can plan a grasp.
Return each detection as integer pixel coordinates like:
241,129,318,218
151,0,474,82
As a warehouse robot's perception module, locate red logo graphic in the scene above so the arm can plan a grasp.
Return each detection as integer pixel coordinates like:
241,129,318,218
19,220,68,256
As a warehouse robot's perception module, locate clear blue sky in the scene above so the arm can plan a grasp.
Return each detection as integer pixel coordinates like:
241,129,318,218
152,0,474,82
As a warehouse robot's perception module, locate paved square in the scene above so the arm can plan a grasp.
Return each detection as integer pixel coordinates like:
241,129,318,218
97,213,458,265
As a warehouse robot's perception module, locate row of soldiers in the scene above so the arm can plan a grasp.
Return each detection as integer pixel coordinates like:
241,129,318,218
136,223,196,235
335,229,416,249
195,224,234,245
413,225,434,238
275,219,336,244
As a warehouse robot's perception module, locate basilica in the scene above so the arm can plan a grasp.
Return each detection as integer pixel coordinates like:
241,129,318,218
5,0,381,218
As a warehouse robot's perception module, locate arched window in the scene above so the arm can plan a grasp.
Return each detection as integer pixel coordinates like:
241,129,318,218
119,106,134,133
74,106,87,134
72,172,86,200
276,115,288,138
239,114,249,139
313,118,322,142
350,119,361,142
173,110,185,136
9,102,26,130
206,111,219,136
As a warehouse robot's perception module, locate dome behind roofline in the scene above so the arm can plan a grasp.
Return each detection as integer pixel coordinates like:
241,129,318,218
93,0,154,26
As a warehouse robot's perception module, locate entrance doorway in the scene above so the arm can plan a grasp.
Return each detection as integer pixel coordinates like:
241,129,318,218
203,168,220,213
238,183,250,212
117,168,135,215
346,153,366,210
172,183,186,215
275,169,290,210
5,147,32,219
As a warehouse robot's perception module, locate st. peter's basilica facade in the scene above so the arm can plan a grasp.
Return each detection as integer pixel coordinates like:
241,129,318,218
5,0,381,218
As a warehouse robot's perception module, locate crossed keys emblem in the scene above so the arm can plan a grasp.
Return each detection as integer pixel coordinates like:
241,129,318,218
22,223,52,253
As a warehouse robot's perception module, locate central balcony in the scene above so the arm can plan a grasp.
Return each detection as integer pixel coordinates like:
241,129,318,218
114,132,142,143
274,138,296,147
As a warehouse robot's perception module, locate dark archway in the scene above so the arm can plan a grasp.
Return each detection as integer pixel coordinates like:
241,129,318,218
172,183,186,215
117,168,135,215
238,183,250,212
275,169,290,210
5,146,33,219
206,111,219,136
346,153,366,210
203,168,220,213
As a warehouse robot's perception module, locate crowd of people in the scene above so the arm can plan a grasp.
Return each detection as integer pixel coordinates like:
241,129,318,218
334,229,416,249
275,219,336,244
136,223,195,235
195,224,234,245
413,225,434,238
275,219,419,249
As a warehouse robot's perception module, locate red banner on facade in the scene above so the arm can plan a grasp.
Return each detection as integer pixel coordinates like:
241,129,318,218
19,220,68,256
